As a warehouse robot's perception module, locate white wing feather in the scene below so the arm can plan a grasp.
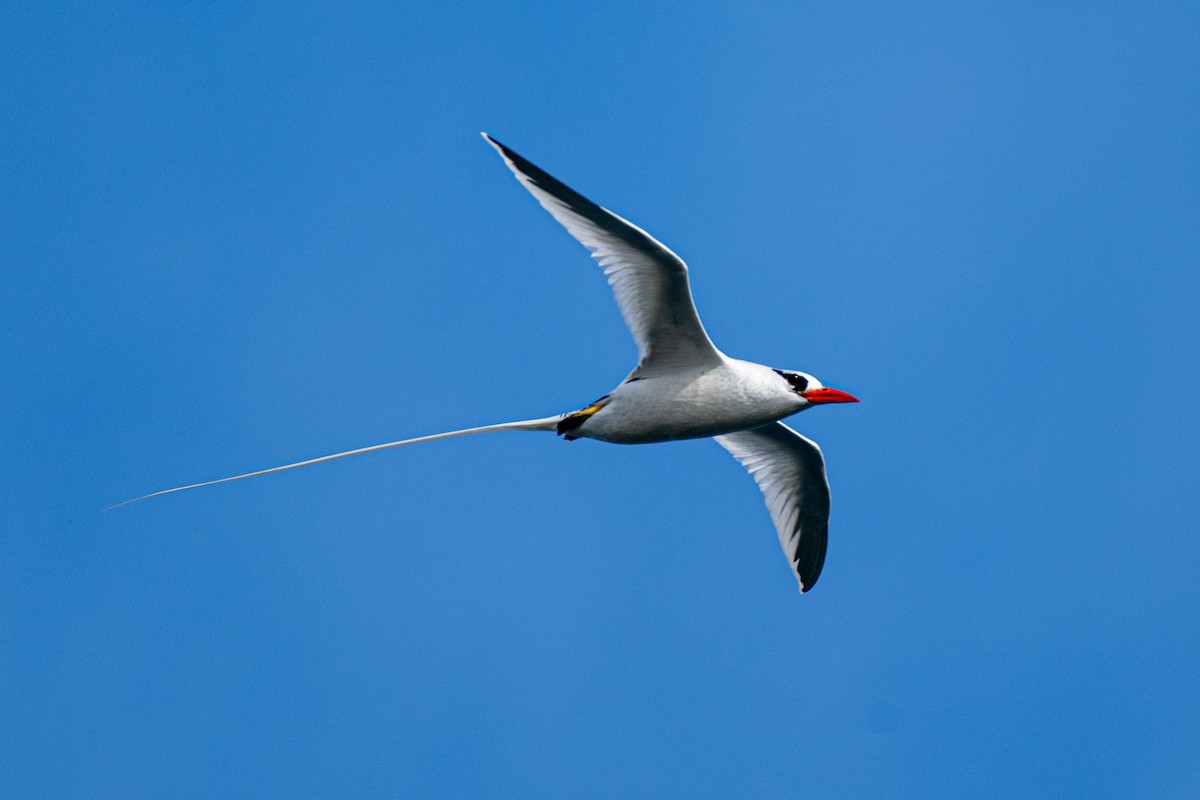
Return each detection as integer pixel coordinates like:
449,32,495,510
714,422,832,592
483,133,724,374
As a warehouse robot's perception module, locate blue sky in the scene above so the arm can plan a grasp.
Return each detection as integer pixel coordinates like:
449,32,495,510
4,2,1198,797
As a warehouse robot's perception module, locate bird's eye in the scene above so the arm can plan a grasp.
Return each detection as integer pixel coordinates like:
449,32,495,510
774,370,808,392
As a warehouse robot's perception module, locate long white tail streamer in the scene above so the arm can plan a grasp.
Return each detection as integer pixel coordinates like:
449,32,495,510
106,415,565,511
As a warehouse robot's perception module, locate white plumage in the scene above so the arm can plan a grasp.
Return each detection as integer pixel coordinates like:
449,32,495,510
113,133,859,593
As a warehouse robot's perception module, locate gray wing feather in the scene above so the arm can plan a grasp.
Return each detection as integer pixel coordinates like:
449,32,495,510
714,422,832,593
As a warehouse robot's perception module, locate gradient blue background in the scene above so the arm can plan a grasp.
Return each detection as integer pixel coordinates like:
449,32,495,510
4,2,1198,797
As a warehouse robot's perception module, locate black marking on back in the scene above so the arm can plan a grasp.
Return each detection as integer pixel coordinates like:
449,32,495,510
556,395,609,437
556,416,587,437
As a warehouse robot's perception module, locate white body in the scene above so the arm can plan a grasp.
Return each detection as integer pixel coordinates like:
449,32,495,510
577,359,805,444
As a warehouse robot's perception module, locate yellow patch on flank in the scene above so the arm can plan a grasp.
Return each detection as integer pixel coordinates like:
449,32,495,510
556,396,611,437
575,400,607,417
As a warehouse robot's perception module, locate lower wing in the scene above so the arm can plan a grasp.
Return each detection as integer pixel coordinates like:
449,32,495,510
714,422,832,593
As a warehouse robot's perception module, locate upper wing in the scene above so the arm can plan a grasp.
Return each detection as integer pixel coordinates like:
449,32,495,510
714,422,832,593
483,133,724,374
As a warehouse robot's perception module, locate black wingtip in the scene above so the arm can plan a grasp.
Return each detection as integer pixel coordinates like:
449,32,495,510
797,554,826,594
480,132,530,171
480,131,509,155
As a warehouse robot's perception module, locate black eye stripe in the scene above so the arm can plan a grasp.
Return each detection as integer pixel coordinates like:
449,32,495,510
773,370,809,392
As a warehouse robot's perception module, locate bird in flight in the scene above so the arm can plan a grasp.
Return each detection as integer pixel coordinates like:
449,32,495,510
113,133,859,592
